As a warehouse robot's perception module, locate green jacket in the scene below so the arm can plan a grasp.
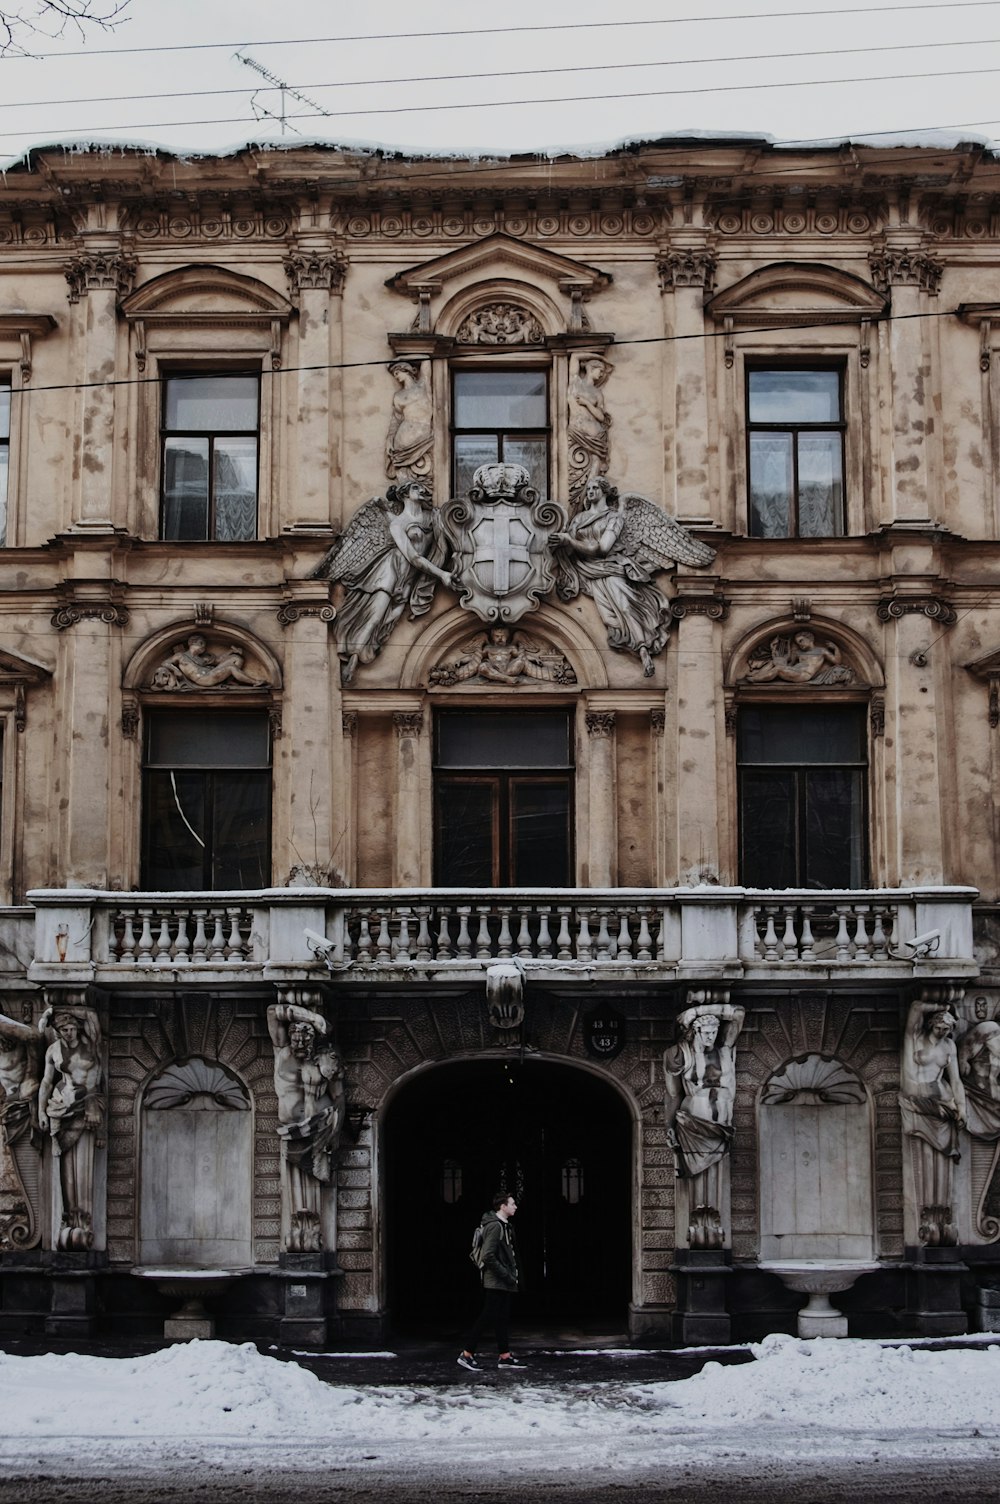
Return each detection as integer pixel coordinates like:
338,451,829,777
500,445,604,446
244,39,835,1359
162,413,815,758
477,1211,519,1292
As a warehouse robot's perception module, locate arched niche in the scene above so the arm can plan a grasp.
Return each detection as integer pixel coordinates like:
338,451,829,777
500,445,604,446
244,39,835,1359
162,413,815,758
399,601,607,692
122,263,293,327
436,278,564,344
725,615,884,694
122,620,282,718
139,1056,253,1266
707,262,887,327
758,1053,875,1260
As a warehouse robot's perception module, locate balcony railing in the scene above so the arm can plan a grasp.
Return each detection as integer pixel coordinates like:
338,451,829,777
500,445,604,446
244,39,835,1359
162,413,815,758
21,885,978,986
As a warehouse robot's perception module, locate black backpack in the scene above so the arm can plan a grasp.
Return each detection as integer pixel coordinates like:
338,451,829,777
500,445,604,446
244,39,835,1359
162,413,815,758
470,1223,487,1270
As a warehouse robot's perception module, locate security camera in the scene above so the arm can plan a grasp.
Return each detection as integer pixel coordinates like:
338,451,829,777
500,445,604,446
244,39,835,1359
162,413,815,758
304,927,337,968
890,929,941,961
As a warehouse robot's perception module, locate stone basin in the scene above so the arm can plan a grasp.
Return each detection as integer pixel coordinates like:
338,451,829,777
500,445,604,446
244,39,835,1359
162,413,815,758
760,1260,879,1338
131,1267,248,1340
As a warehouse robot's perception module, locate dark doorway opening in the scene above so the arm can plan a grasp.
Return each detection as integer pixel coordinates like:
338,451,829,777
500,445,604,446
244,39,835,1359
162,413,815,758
383,1058,632,1337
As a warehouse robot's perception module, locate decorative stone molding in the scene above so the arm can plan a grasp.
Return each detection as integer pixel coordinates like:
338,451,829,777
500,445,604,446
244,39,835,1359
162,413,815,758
51,592,129,632
144,1057,250,1112
283,249,347,295
121,695,139,740
964,650,1000,725
869,244,943,295
429,627,576,687
761,1054,867,1106
585,710,616,738
65,251,137,303
791,598,812,623
145,633,272,692
650,708,666,735
724,703,738,738
455,302,544,344
877,595,957,624
669,593,730,621
657,247,718,292
194,603,214,627
0,313,57,385
393,710,424,738
708,199,883,237
341,711,358,738
870,693,886,738
276,601,336,627
742,630,859,686
0,649,51,731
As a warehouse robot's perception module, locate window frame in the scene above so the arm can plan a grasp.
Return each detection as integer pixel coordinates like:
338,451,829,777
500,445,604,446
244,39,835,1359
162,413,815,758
745,361,847,539
450,363,552,498
159,368,262,543
736,701,869,890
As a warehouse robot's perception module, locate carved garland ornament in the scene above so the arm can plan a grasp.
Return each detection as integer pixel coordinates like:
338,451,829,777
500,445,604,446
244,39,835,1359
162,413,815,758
455,303,544,344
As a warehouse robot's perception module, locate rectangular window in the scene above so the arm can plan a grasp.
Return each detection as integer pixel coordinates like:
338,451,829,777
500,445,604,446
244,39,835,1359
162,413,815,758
747,368,845,538
738,705,867,888
161,373,259,541
452,369,549,496
142,710,271,889
0,380,10,546
434,710,572,886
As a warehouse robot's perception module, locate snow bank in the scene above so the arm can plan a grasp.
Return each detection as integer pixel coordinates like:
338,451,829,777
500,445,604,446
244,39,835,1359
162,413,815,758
1,1335,999,1454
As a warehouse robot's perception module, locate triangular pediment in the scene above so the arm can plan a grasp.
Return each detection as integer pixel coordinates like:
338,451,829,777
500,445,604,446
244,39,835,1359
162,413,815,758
707,262,886,325
0,648,51,683
387,233,612,299
122,265,292,323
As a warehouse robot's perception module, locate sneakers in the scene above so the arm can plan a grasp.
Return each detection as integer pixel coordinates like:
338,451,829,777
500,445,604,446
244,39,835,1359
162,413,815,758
496,1353,526,1369
457,1352,482,1371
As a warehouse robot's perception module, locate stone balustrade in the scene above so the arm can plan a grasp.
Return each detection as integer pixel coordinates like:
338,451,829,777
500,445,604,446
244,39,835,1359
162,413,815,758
20,884,978,987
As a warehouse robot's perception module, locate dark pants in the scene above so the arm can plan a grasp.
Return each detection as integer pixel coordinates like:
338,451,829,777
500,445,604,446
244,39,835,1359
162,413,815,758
463,1287,513,1354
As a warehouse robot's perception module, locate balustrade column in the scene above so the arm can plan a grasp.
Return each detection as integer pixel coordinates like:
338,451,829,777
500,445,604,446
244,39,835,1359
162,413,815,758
393,709,427,887
585,710,617,887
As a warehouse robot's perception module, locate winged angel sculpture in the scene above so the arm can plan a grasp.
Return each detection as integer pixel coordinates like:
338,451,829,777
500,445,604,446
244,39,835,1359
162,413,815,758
551,477,717,675
312,482,452,684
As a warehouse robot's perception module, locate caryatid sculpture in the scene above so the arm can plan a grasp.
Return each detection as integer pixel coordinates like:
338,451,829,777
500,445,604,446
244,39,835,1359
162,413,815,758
664,995,745,1250
567,353,613,506
0,1009,43,1250
267,995,346,1254
37,1002,105,1251
900,995,967,1247
384,360,434,486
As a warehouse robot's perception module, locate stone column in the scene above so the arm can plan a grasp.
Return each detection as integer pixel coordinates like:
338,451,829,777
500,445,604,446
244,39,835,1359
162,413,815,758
671,584,728,885
65,228,135,532
276,583,338,884
585,710,617,888
869,234,943,525
658,231,717,524
393,710,426,888
284,233,346,530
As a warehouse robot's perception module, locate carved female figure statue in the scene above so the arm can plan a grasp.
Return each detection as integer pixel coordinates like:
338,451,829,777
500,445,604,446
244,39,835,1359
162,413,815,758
899,999,967,1246
553,477,715,676
567,354,613,505
37,1004,104,1251
313,482,453,684
664,1000,745,1249
385,361,434,485
267,998,345,1253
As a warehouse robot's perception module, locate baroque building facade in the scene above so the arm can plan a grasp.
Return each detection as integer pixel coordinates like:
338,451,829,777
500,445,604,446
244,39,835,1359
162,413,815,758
0,135,998,1345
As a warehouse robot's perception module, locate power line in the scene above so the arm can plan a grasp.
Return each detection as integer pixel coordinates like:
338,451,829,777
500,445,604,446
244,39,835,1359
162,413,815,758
0,307,967,401
2,1,998,62
6,34,1000,113
5,63,1000,140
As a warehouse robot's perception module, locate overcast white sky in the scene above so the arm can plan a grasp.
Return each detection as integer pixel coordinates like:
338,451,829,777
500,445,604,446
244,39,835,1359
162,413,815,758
2,0,1000,166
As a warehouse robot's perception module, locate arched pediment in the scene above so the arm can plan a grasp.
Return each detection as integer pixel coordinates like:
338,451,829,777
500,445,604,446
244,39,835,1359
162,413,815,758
122,619,282,694
121,264,293,325
726,615,883,690
707,262,887,326
399,601,608,692
386,233,611,342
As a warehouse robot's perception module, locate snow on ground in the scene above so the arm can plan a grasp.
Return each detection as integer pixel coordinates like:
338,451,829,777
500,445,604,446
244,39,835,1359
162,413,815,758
0,1334,998,1477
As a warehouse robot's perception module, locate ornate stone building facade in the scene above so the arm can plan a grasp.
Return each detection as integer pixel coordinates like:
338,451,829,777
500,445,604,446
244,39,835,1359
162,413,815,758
0,136,998,1345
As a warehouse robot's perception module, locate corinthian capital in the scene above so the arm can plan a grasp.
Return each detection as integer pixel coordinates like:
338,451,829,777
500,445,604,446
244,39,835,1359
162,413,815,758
65,251,137,303
868,240,942,295
283,249,347,295
657,242,718,292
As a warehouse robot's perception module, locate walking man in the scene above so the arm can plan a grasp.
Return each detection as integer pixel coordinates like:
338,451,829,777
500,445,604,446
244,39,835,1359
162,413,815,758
458,1191,523,1370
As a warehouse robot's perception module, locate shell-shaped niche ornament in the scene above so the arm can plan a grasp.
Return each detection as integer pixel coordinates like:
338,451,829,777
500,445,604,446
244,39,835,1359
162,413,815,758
761,1053,867,1106
145,1057,251,1111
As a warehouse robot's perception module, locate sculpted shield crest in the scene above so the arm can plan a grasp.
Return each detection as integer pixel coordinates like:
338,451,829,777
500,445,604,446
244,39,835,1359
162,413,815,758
442,463,567,624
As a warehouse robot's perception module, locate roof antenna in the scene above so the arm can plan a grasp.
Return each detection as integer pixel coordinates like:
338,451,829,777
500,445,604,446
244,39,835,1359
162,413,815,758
235,51,333,137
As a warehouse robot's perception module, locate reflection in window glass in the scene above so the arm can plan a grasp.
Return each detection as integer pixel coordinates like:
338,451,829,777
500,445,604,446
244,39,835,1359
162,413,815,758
162,373,259,541
452,369,549,495
747,369,844,538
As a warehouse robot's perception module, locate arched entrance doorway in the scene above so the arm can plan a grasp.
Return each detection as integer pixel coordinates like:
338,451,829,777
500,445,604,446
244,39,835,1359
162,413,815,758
383,1057,632,1335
